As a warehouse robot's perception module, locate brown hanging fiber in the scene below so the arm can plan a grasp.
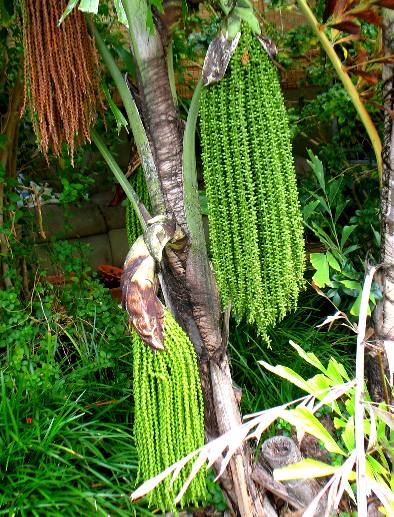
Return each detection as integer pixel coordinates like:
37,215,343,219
21,0,102,163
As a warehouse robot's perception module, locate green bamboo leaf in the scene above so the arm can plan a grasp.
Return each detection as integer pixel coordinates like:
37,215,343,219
273,458,354,481
350,292,367,317
366,455,390,477
307,374,331,394
259,361,311,393
342,416,355,452
79,0,99,13
303,199,320,223
310,253,330,288
340,279,361,290
326,357,349,383
219,0,233,15
290,341,327,373
58,0,80,25
284,407,346,455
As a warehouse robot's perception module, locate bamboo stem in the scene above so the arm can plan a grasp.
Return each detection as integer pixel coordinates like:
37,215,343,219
297,0,383,183
355,265,377,515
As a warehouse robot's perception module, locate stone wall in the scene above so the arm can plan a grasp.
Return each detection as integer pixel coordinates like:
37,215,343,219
32,191,129,274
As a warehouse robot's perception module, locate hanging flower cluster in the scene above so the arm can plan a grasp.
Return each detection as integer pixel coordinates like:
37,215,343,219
21,0,102,162
199,30,305,336
126,167,151,246
132,307,206,512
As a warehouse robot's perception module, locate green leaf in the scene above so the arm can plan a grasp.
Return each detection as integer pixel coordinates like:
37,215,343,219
78,0,99,13
342,417,355,452
284,407,346,455
366,454,390,477
114,0,128,26
259,361,311,393
219,0,233,15
342,244,361,256
310,253,330,288
303,199,320,223
326,357,349,383
350,292,364,316
340,280,361,290
227,15,242,39
340,225,357,249
58,0,80,25
233,7,261,34
273,458,353,481
307,149,325,192
102,84,128,134
327,252,341,272
307,374,332,394
289,341,327,374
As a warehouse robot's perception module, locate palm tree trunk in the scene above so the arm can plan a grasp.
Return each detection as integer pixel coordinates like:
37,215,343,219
372,9,394,403
122,1,273,514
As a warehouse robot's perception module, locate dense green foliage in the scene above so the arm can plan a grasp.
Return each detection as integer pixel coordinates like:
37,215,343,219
0,273,154,516
132,308,206,512
200,30,305,336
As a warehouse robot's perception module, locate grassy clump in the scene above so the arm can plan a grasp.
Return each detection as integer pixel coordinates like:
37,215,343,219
0,280,154,517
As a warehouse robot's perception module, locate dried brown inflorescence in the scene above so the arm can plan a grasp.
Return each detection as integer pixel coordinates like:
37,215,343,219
21,0,102,162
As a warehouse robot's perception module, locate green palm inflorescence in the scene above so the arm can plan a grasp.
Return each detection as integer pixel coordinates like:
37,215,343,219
132,308,206,512
199,30,305,337
126,171,206,511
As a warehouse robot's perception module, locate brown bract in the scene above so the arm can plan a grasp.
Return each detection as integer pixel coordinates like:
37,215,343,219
21,0,102,163
121,236,164,350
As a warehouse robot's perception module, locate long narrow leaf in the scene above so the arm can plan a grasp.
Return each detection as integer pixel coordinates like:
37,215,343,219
94,27,165,213
58,0,80,25
79,0,99,13
273,458,355,481
259,361,311,392
91,129,146,229
284,407,346,455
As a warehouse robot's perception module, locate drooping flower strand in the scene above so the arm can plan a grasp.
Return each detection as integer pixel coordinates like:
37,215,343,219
199,30,305,336
132,308,206,512
21,0,102,162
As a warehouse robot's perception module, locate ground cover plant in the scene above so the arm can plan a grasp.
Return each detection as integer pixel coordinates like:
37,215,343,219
1,0,393,515
0,271,146,516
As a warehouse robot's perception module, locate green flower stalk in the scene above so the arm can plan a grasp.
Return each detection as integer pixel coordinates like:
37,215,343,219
200,30,305,336
132,308,206,512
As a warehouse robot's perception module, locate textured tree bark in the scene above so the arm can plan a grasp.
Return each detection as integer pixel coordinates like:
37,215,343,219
372,9,394,403
124,1,273,514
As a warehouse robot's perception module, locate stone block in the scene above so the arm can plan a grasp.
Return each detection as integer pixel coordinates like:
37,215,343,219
80,234,113,270
101,204,126,231
33,203,106,241
108,228,129,267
